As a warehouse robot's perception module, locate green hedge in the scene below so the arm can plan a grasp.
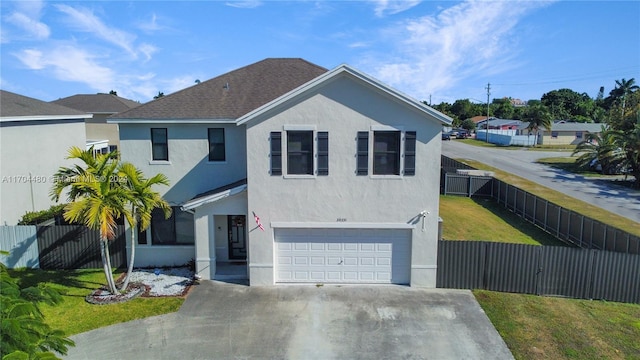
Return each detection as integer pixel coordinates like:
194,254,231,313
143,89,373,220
18,204,67,225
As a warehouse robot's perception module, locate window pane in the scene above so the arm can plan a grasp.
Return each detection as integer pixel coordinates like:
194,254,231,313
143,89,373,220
208,128,226,161
151,207,175,245
175,210,194,244
287,131,313,175
151,128,168,161
373,131,400,175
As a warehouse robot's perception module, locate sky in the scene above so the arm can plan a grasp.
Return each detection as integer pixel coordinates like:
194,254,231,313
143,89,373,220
1,0,639,106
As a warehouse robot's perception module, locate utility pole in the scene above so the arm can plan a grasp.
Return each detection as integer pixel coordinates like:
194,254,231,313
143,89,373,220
485,83,491,143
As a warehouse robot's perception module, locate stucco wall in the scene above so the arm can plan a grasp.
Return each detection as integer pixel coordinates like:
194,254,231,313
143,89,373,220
245,75,443,287
0,120,86,225
118,123,247,205
540,132,584,145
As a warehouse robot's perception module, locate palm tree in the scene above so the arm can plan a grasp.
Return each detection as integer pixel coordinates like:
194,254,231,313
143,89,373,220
572,126,624,174
50,147,133,294
612,78,639,113
117,163,171,291
523,104,552,147
612,123,640,188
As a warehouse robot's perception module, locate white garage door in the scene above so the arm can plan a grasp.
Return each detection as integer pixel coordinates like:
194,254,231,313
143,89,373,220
275,228,411,284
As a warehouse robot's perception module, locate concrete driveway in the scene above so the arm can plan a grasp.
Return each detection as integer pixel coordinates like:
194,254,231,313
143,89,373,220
65,281,513,360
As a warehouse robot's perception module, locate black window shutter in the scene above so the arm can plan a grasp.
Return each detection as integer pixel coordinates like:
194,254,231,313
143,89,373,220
317,132,329,176
404,131,416,176
356,132,369,175
270,132,282,175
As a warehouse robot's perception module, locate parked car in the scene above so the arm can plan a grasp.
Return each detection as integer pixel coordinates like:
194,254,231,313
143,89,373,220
442,132,451,140
456,129,469,139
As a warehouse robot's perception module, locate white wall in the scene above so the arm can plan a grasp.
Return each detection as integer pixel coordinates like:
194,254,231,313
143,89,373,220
118,123,247,205
245,74,443,287
0,120,86,225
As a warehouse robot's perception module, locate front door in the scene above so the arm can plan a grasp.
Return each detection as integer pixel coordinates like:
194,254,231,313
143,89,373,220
228,215,247,260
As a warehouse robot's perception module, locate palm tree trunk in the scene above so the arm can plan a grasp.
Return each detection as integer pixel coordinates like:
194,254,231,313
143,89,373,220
118,223,136,292
100,238,118,294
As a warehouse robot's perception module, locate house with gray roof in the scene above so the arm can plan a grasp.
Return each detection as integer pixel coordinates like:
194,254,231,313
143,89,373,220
110,58,452,287
0,90,90,224
53,93,140,153
518,121,605,145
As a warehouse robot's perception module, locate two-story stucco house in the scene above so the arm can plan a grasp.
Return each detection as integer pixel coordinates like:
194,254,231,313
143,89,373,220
0,90,89,225
110,58,452,287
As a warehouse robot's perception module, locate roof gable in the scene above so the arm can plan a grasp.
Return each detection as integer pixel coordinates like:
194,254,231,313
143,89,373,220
110,58,327,121
237,64,452,126
52,94,140,114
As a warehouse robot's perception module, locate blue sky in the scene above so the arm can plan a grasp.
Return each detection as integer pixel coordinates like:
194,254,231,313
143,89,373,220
1,1,638,105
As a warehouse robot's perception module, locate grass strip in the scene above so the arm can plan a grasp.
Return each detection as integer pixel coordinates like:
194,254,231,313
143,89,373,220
11,268,184,336
456,159,640,237
474,290,640,360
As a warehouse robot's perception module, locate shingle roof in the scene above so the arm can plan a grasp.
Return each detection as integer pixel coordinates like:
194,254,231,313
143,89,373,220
52,93,140,114
111,58,328,120
1,90,86,117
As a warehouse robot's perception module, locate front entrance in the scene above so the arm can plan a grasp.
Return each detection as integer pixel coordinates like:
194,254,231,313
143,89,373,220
228,215,247,260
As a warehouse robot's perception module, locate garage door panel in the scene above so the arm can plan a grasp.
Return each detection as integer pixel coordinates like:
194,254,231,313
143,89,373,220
275,228,411,284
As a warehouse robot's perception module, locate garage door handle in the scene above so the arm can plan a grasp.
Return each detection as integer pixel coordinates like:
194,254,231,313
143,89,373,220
338,259,343,265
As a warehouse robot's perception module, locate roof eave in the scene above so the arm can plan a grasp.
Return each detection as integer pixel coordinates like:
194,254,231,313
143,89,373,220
0,114,92,122
181,184,247,211
108,118,237,124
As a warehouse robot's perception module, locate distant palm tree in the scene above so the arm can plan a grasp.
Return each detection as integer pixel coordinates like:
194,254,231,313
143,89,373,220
523,104,552,147
117,163,171,291
612,123,640,188
51,147,133,294
572,126,624,174
613,78,639,112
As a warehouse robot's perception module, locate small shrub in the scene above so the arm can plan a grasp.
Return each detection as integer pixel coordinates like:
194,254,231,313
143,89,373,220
18,204,67,225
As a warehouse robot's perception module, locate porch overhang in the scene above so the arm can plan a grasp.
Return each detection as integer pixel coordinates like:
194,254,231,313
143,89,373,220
181,179,247,211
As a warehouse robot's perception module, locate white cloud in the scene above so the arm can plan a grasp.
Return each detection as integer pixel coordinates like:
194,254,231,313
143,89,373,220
225,1,263,9
139,43,158,62
3,0,50,40
137,13,163,33
54,4,139,57
13,46,115,91
364,0,551,100
371,0,421,17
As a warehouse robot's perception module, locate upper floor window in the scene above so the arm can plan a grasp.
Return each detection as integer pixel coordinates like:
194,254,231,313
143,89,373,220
208,128,226,162
270,128,328,176
357,129,416,176
151,128,168,161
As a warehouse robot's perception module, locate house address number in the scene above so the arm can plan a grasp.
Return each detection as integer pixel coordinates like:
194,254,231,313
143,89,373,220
336,218,347,222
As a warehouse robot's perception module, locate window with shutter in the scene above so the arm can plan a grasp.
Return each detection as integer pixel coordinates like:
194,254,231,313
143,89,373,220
404,131,416,176
317,132,329,176
270,132,282,175
357,132,369,175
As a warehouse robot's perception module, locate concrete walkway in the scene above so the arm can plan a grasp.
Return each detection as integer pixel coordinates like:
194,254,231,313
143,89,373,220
65,281,513,359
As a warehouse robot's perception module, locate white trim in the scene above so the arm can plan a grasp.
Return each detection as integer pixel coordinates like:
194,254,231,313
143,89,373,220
148,160,172,165
181,184,247,211
108,118,236,124
236,64,452,126
270,222,415,229
249,263,273,268
371,125,403,131
283,124,316,131
412,265,437,269
196,257,215,262
0,114,90,122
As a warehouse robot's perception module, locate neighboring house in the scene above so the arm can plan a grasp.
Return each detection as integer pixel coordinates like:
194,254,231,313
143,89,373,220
110,58,452,287
477,118,522,130
52,93,140,153
518,121,604,145
0,90,90,225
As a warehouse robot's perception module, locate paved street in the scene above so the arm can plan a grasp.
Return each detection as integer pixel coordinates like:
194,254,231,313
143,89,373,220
442,140,640,223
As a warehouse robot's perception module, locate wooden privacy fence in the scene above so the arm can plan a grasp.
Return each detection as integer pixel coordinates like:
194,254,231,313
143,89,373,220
441,155,640,255
437,240,640,304
0,225,126,270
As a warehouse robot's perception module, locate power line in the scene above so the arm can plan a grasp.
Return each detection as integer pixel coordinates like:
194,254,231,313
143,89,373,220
494,66,640,87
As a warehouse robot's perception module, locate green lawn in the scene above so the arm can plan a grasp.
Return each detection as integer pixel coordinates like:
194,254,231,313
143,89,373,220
474,290,640,360
439,195,564,246
10,268,184,336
